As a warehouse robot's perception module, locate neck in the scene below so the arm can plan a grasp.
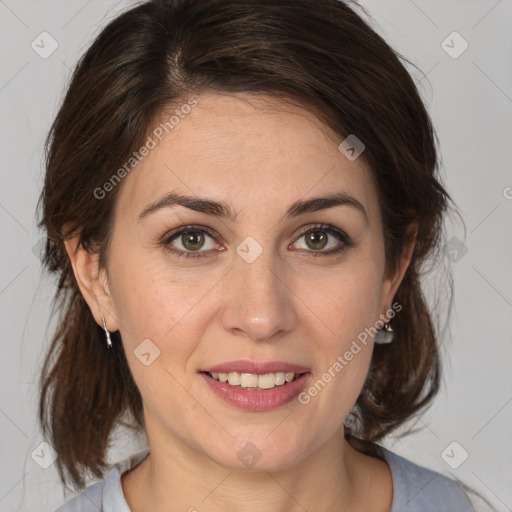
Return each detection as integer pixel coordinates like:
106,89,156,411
122,423,392,512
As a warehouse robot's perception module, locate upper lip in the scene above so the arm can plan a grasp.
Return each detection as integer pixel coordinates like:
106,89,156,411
201,360,311,375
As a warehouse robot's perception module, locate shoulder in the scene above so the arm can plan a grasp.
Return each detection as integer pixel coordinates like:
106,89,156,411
379,446,476,512
54,480,105,512
54,449,150,512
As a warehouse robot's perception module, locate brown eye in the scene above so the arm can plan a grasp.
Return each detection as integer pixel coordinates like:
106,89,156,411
180,231,206,251
304,230,329,250
290,223,354,257
162,225,220,259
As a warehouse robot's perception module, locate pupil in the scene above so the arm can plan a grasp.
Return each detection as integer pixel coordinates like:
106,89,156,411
183,232,204,251
307,230,327,250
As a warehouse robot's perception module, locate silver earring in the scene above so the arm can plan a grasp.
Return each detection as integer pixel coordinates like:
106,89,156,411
102,317,113,349
375,322,394,344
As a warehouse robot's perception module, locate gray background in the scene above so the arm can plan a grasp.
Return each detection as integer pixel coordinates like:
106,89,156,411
0,0,511,510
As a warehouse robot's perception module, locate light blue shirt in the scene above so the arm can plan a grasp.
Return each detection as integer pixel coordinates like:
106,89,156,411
55,446,475,511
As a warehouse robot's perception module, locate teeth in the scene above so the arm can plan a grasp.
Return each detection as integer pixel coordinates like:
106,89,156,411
228,372,241,386
208,371,301,390
275,372,286,385
240,373,258,388
256,373,276,389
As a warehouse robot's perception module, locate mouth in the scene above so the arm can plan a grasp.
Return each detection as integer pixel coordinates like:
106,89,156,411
198,362,311,411
201,370,305,390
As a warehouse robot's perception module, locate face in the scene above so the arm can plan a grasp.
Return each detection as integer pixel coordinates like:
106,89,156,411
78,92,407,472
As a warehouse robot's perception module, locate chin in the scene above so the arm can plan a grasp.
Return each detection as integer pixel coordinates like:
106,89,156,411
206,435,306,473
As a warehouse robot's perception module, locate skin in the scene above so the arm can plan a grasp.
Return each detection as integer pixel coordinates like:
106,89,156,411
65,92,416,511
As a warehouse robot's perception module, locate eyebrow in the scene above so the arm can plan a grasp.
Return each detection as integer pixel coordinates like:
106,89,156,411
138,191,368,224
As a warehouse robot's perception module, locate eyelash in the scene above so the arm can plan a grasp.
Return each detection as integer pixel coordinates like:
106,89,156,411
161,223,354,260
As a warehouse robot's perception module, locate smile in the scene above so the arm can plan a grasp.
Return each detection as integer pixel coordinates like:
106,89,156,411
205,371,303,390
199,371,311,411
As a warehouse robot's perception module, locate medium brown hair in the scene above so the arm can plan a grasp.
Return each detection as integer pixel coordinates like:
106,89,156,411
38,0,451,490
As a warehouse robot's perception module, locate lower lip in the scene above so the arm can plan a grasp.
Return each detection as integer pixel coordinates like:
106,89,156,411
199,372,311,412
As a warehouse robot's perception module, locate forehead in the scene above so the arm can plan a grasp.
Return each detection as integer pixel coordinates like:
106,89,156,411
114,92,379,225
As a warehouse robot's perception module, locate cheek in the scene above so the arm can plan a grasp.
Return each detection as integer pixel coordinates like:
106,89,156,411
109,254,209,415
109,234,385,359
298,256,384,348
294,257,383,414
108,246,211,343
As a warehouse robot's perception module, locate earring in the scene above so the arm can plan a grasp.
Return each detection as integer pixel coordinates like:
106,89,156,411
375,322,394,344
102,317,113,349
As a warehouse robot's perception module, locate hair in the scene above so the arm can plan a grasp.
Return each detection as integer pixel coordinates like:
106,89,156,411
38,0,451,492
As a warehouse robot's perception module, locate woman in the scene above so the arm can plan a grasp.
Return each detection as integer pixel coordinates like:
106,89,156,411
38,0,476,510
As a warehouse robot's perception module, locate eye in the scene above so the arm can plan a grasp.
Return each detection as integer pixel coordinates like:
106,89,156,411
162,225,221,259
289,223,353,257
161,223,354,260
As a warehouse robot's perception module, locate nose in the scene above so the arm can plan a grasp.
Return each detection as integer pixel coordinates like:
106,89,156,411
220,248,298,343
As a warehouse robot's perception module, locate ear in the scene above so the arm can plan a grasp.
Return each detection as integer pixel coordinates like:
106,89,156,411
378,221,418,316
63,236,120,332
